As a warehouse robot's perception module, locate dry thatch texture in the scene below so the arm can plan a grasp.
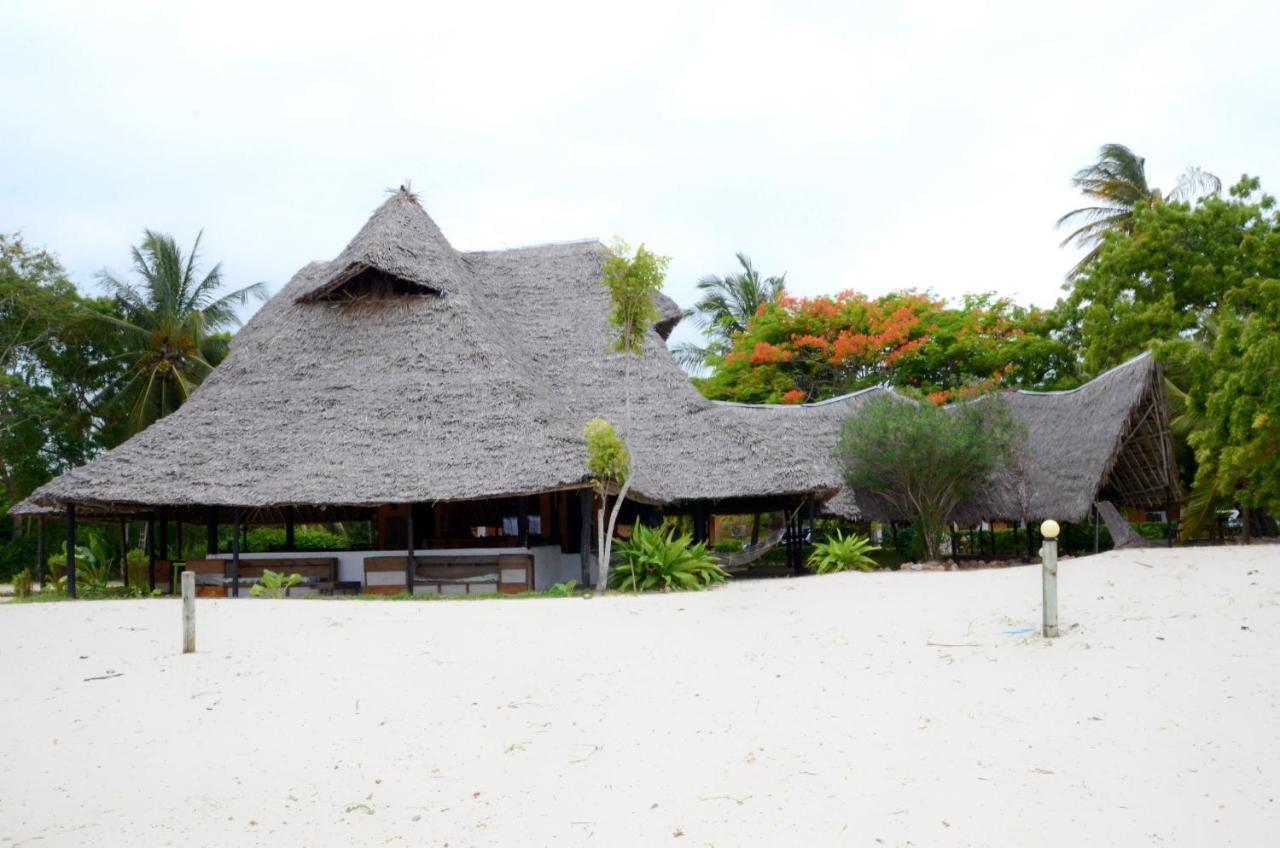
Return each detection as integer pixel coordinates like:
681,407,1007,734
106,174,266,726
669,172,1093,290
21,191,1177,525
818,353,1179,524
24,191,848,514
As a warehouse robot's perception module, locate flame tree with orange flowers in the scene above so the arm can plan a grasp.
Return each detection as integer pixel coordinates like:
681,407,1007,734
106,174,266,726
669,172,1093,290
692,290,1074,405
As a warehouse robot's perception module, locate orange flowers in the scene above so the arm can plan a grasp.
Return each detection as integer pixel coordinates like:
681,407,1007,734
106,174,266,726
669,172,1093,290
781,389,807,404
749,341,792,365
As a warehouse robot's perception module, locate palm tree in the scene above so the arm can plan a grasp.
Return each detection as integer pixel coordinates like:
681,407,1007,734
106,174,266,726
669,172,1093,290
672,253,786,370
98,231,267,435
1057,144,1221,278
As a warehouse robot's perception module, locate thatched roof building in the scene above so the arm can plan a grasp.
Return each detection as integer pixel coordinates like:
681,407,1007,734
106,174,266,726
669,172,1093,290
716,352,1179,526
19,189,1179,593
26,190,846,516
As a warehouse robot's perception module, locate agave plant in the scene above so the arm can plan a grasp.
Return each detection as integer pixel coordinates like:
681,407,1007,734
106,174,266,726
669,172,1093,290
608,522,729,592
806,530,880,574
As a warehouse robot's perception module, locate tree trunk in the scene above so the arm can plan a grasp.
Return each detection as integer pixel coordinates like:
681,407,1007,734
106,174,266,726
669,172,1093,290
602,478,633,591
596,491,607,592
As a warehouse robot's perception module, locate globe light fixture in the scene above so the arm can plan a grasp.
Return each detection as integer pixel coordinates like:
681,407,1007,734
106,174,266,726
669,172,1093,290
1040,519,1060,540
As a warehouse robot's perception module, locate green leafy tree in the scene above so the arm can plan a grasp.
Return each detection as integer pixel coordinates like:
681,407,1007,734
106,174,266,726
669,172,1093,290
98,231,266,435
672,253,785,370
0,235,118,517
1062,177,1279,375
1058,143,1221,277
1168,277,1280,537
587,240,668,591
836,394,1026,562
582,417,629,591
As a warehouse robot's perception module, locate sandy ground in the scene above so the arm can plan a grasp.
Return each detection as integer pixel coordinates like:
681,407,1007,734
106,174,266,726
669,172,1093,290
0,545,1277,847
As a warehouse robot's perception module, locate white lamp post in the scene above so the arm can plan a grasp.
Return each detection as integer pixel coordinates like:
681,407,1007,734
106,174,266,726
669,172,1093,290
1040,519,1060,637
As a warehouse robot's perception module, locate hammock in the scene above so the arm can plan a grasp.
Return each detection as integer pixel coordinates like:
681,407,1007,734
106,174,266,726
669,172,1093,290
714,526,789,570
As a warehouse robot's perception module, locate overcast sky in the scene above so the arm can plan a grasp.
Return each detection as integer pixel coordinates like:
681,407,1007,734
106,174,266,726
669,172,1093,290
4,0,1278,356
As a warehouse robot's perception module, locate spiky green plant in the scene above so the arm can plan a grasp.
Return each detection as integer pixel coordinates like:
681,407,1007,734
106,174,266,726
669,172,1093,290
609,523,729,592
806,530,880,574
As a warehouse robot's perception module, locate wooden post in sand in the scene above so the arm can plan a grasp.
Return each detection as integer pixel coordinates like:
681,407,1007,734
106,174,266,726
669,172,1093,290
181,571,195,653
1040,519,1060,638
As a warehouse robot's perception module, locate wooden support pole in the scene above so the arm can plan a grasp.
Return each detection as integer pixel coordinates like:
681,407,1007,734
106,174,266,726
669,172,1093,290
949,524,959,562
206,506,218,555
517,496,529,548
750,513,761,546
65,504,76,598
230,510,241,598
147,517,156,593
158,508,169,593
1093,505,1101,554
36,516,46,590
181,571,195,654
807,498,817,545
579,490,592,586
890,521,899,552
405,504,416,595
118,520,127,588
285,505,295,551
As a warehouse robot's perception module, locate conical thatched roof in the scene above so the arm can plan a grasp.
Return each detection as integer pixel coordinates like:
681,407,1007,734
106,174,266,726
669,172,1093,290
24,191,850,514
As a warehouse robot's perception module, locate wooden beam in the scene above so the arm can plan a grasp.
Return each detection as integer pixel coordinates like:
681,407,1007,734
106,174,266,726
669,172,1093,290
66,504,76,599
206,506,218,556
147,517,156,593
579,491,592,586
518,496,529,548
118,521,127,588
285,505,295,551
405,504,415,595
36,516,45,591
230,510,241,598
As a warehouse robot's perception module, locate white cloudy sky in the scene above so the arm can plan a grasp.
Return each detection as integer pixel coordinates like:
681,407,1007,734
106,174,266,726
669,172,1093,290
3,0,1278,356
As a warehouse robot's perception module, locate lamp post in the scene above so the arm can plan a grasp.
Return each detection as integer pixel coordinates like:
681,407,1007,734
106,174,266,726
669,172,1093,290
1040,519,1060,638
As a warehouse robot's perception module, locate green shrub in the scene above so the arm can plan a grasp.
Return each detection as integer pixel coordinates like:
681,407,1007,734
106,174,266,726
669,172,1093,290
244,527,350,552
12,567,33,598
125,549,149,586
45,552,68,593
609,523,729,592
807,530,880,573
250,569,303,598
545,579,579,597
712,539,744,553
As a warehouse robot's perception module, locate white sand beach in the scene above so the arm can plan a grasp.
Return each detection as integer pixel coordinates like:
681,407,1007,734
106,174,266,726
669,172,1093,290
1,544,1277,847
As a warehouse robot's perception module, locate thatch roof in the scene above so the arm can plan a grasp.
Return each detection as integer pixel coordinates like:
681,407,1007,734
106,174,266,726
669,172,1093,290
959,351,1180,524
816,353,1180,524
23,191,849,515
20,191,1178,526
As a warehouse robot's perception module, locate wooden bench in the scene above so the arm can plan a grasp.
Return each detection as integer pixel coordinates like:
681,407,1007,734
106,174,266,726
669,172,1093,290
184,557,339,598
363,554,533,596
